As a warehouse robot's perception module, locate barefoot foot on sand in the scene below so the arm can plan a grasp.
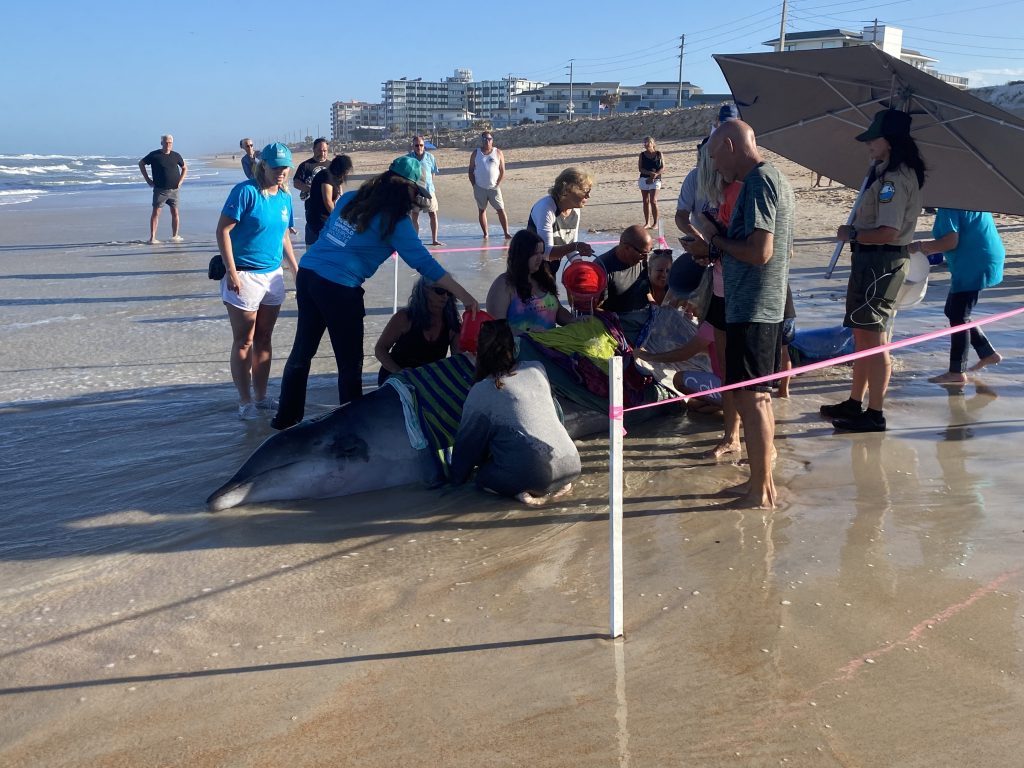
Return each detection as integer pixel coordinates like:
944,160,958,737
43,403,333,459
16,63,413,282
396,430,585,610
704,440,741,459
929,371,968,385
516,491,547,507
551,483,573,499
969,352,1002,372
718,492,780,510
503,232,513,239
430,240,446,247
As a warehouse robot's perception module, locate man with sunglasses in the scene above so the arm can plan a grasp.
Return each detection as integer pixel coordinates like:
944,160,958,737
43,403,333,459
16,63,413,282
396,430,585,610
239,138,259,180
597,224,655,343
468,132,512,239
408,136,442,246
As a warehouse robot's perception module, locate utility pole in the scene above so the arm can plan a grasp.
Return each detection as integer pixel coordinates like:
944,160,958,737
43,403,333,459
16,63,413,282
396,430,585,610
778,0,788,51
677,34,686,107
567,59,574,122
508,73,513,127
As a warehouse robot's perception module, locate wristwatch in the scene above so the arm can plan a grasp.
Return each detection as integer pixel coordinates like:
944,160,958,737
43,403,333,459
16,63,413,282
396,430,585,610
849,227,859,243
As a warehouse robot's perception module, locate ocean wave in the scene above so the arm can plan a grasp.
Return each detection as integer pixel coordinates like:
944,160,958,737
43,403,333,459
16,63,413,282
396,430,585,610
0,164,75,175
0,153,128,161
0,189,46,205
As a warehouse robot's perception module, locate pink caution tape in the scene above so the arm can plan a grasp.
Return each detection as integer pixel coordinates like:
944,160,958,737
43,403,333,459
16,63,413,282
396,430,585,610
427,240,618,255
608,405,627,436
623,305,1024,414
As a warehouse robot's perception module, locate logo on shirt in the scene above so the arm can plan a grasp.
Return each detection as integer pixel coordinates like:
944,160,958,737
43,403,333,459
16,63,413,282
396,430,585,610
878,181,896,204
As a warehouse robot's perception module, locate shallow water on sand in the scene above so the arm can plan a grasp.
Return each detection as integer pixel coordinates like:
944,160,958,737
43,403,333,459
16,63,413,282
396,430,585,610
2,191,1024,767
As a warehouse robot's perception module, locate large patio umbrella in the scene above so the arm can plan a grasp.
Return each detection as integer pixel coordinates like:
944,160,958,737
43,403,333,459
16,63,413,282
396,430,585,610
713,46,1024,217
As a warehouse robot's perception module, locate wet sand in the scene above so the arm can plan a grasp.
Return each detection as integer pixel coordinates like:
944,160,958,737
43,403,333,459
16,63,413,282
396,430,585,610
2,144,1024,767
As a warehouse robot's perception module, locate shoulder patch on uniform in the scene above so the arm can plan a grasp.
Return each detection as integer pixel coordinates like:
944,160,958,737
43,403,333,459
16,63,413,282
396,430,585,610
878,181,896,204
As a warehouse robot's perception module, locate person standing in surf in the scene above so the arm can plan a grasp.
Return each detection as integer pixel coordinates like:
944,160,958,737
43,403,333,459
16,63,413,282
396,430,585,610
139,134,187,244
215,143,298,420
823,109,925,432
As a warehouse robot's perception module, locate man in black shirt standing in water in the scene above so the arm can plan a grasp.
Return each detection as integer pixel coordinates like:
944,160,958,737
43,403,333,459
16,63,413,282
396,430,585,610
138,134,187,244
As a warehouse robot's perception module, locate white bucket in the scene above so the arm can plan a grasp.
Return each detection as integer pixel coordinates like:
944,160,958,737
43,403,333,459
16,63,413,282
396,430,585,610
896,252,930,308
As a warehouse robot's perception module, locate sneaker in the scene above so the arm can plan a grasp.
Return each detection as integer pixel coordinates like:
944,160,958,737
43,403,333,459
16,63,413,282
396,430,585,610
170,234,184,242
270,415,298,430
238,402,259,420
819,398,863,420
254,397,278,411
832,410,886,432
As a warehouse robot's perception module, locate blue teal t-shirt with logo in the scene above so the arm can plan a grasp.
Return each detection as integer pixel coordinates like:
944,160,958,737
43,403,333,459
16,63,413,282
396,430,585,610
932,209,1004,292
221,180,294,273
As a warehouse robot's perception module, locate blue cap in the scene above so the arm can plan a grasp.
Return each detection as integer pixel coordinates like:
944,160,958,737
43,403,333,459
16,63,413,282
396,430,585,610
389,155,431,198
390,155,422,184
718,104,739,123
261,142,293,168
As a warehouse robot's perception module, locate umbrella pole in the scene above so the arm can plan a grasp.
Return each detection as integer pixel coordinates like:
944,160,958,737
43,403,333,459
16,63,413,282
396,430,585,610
825,170,873,279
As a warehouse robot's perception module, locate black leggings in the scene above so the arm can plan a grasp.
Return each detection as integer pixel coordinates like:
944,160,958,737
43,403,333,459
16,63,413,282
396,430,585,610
945,290,996,373
275,268,365,428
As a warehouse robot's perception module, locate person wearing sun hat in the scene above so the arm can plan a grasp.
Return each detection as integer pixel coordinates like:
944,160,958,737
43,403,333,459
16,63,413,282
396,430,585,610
823,108,926,433
271,156,480,430
216,141,299,420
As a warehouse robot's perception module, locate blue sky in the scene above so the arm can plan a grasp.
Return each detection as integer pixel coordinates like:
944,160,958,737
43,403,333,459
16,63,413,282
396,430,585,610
3,0,1022,156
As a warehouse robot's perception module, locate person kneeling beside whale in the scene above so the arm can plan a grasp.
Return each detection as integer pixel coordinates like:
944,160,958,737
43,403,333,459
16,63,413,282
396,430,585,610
450,319,580,506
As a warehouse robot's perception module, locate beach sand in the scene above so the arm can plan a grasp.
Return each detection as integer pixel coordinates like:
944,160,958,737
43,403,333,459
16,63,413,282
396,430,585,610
2,140,1024,767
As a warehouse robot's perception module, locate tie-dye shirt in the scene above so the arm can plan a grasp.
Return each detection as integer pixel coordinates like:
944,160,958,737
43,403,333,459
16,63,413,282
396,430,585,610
507,291,560,334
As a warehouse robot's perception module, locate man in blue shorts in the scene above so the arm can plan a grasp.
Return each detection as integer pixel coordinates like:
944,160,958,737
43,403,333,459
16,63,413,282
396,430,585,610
139,134,187,244
695,120,794,509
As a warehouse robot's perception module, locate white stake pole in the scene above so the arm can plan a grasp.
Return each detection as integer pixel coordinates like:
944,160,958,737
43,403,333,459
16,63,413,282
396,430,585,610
609,356,624,639
392,251,399,314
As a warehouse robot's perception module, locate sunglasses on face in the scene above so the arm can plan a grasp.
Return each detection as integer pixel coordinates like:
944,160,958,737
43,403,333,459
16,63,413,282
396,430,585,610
430,287,450,297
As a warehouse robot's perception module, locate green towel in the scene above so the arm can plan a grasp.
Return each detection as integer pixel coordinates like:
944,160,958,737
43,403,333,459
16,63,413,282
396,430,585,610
393,354,476,454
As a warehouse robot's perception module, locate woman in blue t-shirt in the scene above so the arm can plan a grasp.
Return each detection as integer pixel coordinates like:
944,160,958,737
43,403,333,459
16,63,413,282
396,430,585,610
271,156,479,430
216,142,298,421
910,209,1005,385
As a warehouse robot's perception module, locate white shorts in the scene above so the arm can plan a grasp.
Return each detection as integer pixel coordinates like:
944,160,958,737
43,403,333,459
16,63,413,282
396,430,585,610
638,177,662,192
420,193,439,213
221,267,286,312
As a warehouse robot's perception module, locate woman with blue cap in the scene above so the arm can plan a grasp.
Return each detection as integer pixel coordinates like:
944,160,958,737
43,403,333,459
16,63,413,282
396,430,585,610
216,142,299,421
272,156,480,430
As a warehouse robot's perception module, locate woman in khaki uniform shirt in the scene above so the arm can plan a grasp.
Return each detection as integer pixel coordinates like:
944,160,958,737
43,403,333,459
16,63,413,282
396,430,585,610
821,109,926,432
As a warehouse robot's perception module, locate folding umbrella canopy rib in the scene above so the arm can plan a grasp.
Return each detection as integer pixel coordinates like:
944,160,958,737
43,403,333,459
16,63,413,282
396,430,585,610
713,46,1024,216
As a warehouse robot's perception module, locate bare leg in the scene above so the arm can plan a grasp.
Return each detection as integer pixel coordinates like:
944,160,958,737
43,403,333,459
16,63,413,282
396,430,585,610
225,304,258,403
496,208,512,238
411,210,421,235
477,208,488,238
428,211,442,245
641,190,651,228
707,325,741,458
851,328,889,410
777,345,792,398
734,389,777,508
170,206,181,238
149,207,161,242
650,189,659,229
250,303,281,402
